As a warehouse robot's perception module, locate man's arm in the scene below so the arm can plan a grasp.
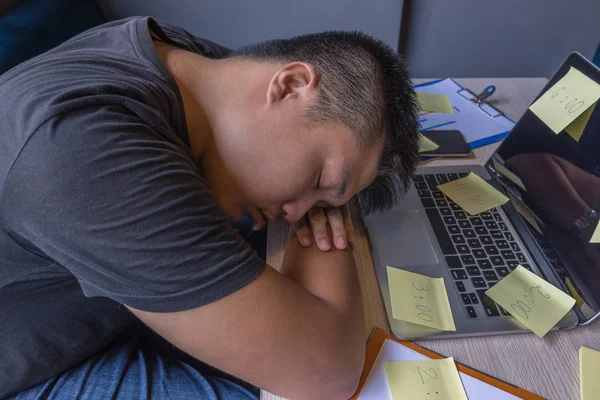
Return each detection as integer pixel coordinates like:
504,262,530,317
128,230,365,400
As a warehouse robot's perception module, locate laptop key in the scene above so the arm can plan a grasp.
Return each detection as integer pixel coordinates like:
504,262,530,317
440,207,452,216
466,306,478,318
499,222,508,231
505,232,515,241
466,266,481,276
507,260,519,270
499,306,512,316
477,259,493,269
501,250,516,259
452,270,468,280
436,174,449,184
425,174,438,189
414,175,425,182
481,212,493,220
433,191,444,199
491,256,504,266
521,263,532,271
467,238,481,248
496,267,510,277
445,256,462,269
470,217,483,226
476,289,501,317
485,221,499,230
463,229,476,238
459,172,468,177
483,270,499,281
448,225,461,234
484,246,500,256
473,249,487,259
418,189,431,197
481,235,493,245
456,245,470,254
443,216,456,225
447,173,460,181
516,253,527,263
469,293,479,304
493,213,503,222
436,199,449,207
421,198,436,208
471,278,487,288
450,203,462,211
425,208,456,255
460,255,475,265
510,242,520,252
490,230,503,239
496,240,509,249
459,220,471,229
461,294,472,305
454,211,467,220
415,182,428,190
456,281,466,292
451,234,466,244
475,226,488,235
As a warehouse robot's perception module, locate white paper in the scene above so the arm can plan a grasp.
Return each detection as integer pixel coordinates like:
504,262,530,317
358,339,522,400
415,79,515,147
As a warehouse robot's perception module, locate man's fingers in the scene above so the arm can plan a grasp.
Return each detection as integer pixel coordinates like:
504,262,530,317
309,207,330,251
326,207,347,250
294,216,312,247
342,203,355,243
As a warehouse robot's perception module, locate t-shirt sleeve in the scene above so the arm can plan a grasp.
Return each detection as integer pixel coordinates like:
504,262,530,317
1,105,265,312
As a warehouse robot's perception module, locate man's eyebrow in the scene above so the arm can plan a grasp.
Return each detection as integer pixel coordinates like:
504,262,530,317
335,168,350,198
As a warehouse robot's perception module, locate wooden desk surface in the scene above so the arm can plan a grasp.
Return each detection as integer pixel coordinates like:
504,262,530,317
263,78,600,400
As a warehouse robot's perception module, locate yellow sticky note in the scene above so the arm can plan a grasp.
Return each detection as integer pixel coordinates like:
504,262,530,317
507,193,542,234
485,266,575,337
529,67,600,134
417,92,454,114
419,133,440,153
437,172,509,215
565,277,585,307
580,347,600,400
590,220,600,243
386,266,455,331
492,158,527,192
565,101,596,142
385,358,468,400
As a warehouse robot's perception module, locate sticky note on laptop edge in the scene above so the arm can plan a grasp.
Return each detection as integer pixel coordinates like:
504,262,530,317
386,266,456,331
565,100,596,142
529,67,600,134
590,219,600,243
417,92,454,114
485,266,575,337
384,358,468,400
580,347,600,400
437,172,509,215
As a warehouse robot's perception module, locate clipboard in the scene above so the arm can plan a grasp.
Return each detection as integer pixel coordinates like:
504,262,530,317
351,328,545,400
415,78,516,149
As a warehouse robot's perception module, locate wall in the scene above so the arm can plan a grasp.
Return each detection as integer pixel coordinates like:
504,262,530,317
403,0,600,77
100,0,403,51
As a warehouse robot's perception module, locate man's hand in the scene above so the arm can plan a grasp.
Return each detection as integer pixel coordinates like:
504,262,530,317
294,204,355,251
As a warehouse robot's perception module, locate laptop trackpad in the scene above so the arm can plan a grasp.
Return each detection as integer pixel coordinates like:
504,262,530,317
368,210,439,266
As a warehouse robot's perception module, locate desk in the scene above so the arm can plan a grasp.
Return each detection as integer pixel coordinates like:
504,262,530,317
262,78,600,400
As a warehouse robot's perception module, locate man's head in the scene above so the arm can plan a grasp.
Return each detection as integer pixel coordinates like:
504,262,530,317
200,31,419,226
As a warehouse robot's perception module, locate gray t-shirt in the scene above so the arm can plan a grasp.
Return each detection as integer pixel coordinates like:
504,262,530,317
0,17,265,397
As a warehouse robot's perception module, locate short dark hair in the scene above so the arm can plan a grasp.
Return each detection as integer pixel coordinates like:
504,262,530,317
232,31,419,215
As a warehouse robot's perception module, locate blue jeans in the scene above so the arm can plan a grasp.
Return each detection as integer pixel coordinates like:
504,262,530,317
9,323,259,400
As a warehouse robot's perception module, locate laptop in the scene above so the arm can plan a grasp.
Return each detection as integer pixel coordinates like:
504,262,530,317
363,52,600,339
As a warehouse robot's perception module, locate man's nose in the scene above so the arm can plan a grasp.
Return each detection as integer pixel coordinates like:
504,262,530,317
282,199,314,224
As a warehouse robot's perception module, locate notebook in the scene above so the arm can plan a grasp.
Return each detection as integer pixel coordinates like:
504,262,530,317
351,328,545,400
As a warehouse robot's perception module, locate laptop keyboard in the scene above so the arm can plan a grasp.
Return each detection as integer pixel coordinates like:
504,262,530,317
415,173,532,319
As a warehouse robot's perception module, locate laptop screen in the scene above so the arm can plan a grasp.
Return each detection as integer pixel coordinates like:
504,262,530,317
488,53,600,315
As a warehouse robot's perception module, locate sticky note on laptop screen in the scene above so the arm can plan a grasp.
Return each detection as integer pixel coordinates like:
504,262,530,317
590,219,600,243
565,100,597,142
384,358,468,400
485,266,575,337
437,172,509,215
529,67,600,134
580,347,600,400
417,92,454,114
386,266,456,331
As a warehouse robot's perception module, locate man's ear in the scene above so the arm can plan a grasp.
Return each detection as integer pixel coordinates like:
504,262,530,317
266,62,318,105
